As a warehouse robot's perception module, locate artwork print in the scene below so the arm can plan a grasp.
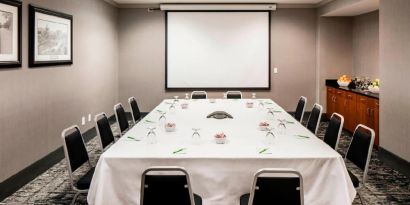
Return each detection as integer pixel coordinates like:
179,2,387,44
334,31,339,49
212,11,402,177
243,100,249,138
29,5,72,67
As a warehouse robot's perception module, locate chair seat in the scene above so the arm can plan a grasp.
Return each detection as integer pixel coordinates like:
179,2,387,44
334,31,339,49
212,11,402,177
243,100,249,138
194,193,202,205
76,167,95,190
240,193,250,205
348,169,359,188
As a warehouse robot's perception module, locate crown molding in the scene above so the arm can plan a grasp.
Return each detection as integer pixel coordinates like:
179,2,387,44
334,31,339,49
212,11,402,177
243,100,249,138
104,0,120,7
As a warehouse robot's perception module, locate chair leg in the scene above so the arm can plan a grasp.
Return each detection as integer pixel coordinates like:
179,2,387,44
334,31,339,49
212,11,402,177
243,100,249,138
357,189,366,205
71,192,81,205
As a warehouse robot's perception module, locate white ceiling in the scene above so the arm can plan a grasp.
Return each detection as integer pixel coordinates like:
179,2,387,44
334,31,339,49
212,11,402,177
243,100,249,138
112,0,326,4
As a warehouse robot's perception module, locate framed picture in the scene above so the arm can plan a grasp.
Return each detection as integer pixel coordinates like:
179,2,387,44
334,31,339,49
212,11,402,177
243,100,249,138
29,5,72,67
0,0,21,68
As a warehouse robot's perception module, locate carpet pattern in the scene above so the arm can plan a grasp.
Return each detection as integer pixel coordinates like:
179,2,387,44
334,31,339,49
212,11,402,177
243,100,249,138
2,120,409,205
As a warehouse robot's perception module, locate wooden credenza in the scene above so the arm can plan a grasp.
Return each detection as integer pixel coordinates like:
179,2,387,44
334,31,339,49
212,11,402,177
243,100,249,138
326,86,379,146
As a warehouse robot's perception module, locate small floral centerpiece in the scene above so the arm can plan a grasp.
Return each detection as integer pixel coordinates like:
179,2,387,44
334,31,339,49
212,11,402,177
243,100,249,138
181,103,189,109
259,122,270,131
214,132,227,144
165,122,176,132
368,79,380,93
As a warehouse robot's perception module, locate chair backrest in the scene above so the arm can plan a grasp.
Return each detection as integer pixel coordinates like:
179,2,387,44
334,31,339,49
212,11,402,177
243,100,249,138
95,112,115,151
226,91,242,99
114,103,129,135
294,96,307,123
248,168,304,205
141,166,195,205
323,113,344,150
61,126,90,189
129,97,142,124
306,103,323,135
346,124,375,183
191,91,207,99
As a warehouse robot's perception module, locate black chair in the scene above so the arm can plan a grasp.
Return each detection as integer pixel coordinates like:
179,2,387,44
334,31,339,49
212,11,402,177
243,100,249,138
191,91,207,99
141,166,202,205
294,96,307,123
114,103,129,136
61,126,95,205
95,112,119,152
129,97,142,124
345,124,375,205
323,113,344,150
240,168,304,205
226,91,242,99
306,103,323,135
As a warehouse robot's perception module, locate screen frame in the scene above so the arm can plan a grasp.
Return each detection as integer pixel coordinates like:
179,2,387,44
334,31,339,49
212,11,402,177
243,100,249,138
165,10,271,91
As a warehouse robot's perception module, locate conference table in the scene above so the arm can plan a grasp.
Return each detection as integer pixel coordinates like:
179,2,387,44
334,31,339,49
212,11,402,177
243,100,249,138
87,99,356,205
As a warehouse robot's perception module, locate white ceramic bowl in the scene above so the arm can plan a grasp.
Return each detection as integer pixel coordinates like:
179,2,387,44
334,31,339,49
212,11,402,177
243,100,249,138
337,81,350,87
165,123,176,132
259,125,270,131
368,86,380,93
181,103,189,109
215,137,227,144
209,99,216,103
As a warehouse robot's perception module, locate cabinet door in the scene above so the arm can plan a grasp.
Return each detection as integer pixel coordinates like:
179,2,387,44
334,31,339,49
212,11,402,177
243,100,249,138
345,93,357,132
335,90,346,117
356,96,369,126
326,87,335,119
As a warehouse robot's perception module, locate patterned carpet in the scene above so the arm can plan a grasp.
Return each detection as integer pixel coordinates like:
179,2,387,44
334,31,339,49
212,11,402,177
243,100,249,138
1,119,410,205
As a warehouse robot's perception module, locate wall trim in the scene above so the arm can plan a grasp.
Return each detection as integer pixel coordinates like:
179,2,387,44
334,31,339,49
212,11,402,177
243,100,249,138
0,115,117,201
103,0,119,7
115,3,323,9
379,147,410,178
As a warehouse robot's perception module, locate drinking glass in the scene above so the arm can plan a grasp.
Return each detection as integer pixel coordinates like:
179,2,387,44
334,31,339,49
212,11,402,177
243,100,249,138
258,100,265,111
169,103,176,114
185,93,189,100
267,108,275,120
147,127,157,144
265,127,276,144
173,96,179,103
192,128,201,144
277,119,287,135
223,93,227,99
252,93,256,99
158,112,166,126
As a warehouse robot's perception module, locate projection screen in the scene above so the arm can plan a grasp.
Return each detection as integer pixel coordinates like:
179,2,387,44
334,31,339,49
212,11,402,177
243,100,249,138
166,11,270,89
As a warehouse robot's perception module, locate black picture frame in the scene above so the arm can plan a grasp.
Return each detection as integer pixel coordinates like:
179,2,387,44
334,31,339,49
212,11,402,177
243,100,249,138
28,4,73,67
0,0,22,68
165,10,271,91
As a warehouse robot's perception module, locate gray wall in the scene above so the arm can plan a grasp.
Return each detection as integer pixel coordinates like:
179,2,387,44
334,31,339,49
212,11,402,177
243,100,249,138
379,0,410,161
0,0,119,182
317,17,353,110
118,9,317,112
353,11,379,78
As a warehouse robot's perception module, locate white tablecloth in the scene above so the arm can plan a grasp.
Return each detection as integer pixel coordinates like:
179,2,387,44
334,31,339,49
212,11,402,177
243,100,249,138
88,99,356,205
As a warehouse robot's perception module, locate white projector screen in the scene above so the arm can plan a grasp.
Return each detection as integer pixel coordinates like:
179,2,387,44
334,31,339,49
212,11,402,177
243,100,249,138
166,11,270,89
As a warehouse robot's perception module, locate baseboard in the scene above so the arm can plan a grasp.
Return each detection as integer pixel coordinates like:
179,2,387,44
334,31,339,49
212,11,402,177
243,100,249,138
379,147,410,178
0,114,117,201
